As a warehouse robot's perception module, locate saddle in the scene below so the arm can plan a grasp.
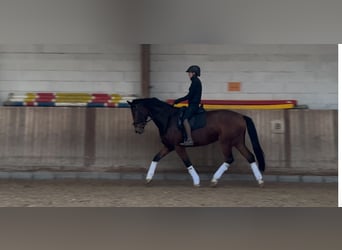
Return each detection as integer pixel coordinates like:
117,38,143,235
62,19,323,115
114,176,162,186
177,106,206,132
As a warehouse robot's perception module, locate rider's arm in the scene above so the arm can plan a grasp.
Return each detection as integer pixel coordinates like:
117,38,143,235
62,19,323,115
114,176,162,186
174,94,189,104
174,82,196,104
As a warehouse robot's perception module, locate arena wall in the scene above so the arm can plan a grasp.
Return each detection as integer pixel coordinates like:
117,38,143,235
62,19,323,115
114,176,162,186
0,44,141,104
0,107,336,175
0,44,337,110
150,44,337,109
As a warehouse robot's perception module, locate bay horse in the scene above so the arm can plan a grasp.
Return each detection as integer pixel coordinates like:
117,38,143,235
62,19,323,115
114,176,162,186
128,98,265,187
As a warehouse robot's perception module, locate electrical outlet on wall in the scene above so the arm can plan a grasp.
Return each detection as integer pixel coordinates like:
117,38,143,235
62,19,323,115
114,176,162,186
271,120,285,133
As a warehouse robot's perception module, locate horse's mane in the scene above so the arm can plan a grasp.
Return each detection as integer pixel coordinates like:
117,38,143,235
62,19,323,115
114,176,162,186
132,97,175,110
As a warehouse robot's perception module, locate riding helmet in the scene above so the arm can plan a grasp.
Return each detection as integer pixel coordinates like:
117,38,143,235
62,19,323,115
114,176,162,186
186,65,201,76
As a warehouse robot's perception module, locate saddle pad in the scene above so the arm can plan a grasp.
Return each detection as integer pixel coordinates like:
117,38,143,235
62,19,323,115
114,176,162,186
178,108,206,131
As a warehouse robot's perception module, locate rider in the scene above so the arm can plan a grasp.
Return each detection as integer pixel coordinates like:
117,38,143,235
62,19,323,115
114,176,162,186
173,65,202,146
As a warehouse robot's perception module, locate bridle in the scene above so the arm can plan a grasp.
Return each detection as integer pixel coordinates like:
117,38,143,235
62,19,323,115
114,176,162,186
131,106,152,128
133,117,152,127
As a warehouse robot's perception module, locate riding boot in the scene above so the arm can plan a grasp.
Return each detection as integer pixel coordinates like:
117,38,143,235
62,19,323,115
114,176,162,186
180,119,194,146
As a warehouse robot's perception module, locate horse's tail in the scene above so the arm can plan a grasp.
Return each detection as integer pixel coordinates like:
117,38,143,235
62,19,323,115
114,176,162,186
243,115,265,172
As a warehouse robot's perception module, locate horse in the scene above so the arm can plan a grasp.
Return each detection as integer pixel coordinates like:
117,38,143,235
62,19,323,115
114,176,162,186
128,97,265,187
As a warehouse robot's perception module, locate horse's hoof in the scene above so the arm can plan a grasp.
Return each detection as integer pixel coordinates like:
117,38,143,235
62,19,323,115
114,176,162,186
193,184,201,188
258,180,264,188
210,179,218,187
146,179,152,185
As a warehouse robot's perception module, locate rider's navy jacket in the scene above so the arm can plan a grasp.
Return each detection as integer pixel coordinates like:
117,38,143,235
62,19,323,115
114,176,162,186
174,76,202,107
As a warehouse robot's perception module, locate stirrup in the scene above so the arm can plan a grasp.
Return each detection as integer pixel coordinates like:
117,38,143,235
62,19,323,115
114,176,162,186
180,139,194,146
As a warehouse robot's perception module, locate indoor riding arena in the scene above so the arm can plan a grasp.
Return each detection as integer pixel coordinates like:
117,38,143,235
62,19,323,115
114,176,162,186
0,44,337,207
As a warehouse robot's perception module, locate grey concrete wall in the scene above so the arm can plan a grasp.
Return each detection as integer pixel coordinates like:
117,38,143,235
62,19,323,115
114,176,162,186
150,44,338,109
0,107,337,175
0,44,140,103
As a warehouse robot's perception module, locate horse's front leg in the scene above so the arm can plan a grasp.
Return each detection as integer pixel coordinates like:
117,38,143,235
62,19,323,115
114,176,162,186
175,146,200,187
146,146,173,184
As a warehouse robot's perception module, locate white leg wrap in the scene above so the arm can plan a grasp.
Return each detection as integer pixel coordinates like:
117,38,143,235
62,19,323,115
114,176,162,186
213,162,230,180
250,162,263,181
146,161,158,180
187,166,200,185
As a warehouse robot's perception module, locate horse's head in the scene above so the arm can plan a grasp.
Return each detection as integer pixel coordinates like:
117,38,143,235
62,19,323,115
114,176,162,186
127,100,150,134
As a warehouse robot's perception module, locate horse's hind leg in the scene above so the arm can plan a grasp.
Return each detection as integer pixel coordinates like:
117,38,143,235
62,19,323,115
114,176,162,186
235,143,264,187
146,146,173,184
211,142,234,187
175,146,200,187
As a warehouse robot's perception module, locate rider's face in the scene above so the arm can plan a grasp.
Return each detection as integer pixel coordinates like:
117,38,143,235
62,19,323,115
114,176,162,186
188,72,195,78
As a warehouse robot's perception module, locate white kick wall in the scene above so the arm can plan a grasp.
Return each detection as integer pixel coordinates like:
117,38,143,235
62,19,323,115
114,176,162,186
150,44,337,109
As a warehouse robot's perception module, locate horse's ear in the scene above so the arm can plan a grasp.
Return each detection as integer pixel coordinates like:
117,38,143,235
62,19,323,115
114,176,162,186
127,101,132,105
